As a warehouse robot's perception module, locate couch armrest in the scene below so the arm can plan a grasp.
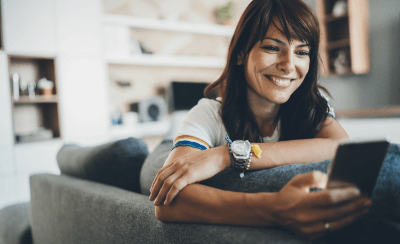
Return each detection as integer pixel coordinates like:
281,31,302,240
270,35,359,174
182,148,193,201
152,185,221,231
30,174,315,244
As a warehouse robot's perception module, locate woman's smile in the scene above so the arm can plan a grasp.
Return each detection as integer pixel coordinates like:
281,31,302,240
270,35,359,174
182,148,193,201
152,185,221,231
263,75,295,88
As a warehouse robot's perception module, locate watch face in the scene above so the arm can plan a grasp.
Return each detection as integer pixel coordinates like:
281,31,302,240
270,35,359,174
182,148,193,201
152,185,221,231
231,140,251,155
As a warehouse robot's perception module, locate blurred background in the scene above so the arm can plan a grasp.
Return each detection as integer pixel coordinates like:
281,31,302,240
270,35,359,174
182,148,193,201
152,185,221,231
0,0,399,209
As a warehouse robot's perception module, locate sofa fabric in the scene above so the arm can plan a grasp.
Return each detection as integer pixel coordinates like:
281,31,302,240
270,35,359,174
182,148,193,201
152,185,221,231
57,137,149,193
29,173,318,244
140,140,173,195
25,138,400,244
0,202,32,244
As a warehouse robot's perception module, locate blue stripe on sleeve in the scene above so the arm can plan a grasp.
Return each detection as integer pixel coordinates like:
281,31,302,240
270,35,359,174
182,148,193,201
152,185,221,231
172,140,208,151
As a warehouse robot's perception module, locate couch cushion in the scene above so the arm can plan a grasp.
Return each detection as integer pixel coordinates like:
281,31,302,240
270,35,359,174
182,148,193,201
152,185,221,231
57,137,149,193
140,140,173,195
0,202,32,244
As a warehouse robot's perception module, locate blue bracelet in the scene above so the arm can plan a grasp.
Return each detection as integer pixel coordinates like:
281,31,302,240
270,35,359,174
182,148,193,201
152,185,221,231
225,135,235,169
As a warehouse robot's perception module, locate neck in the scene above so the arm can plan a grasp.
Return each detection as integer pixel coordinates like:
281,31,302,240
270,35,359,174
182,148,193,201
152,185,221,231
247,88,280,136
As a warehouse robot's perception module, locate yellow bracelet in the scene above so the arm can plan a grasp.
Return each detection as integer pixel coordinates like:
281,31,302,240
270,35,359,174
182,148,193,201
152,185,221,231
251,144,262,159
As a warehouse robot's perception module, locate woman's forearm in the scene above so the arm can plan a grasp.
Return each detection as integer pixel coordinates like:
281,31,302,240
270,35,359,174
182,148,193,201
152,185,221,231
155,183,278,226
250,138,340,169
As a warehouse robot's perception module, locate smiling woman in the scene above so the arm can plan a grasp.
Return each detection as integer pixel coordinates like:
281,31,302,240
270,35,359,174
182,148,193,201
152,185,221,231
147,0,371,242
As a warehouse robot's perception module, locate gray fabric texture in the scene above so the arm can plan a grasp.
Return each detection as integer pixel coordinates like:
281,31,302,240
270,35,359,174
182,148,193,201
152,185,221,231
29,173,316,244
57,137,149,193
140,140,173,195
0,202,32,244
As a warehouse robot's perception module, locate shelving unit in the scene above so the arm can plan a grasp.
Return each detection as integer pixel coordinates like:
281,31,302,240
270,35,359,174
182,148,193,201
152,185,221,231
8,55,61,144
103,14,232,68
316,0,370,75
103,14,235,37
107,54,226,68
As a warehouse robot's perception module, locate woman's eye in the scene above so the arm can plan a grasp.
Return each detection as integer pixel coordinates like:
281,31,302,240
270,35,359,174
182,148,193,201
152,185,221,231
296,51,309,56
262,46,279,51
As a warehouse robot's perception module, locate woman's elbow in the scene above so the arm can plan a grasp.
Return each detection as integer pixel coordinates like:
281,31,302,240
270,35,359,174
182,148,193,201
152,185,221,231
155,205,173,222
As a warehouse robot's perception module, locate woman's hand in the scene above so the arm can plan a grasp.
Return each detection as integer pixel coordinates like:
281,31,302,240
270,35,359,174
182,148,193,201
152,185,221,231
149,146,230,206
270,171,371,240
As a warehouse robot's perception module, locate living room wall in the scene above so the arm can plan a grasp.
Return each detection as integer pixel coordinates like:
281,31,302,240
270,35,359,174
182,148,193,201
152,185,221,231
307,0,400,110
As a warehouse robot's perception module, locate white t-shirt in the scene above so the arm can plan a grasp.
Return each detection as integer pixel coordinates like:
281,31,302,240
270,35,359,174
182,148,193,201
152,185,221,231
173,98,280,150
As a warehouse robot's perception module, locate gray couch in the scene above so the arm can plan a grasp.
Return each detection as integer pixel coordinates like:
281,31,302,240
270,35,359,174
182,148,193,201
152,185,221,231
2,138,400,244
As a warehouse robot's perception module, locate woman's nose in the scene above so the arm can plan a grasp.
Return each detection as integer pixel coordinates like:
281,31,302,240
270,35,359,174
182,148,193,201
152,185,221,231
277,51,295,74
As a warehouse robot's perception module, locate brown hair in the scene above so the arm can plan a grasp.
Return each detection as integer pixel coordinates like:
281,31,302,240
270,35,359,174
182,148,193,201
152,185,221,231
204,0,331,142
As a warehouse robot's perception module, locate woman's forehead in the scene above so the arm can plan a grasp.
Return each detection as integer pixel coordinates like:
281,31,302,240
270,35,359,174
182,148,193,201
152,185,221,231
262,21,309,46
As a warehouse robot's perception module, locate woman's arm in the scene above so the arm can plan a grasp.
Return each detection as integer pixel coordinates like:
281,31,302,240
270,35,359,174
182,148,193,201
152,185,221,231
150,117,348,205
155,170,371,240
251,117,349,169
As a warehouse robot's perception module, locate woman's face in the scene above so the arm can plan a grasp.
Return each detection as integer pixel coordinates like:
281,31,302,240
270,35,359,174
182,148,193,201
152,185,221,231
239,17,311,105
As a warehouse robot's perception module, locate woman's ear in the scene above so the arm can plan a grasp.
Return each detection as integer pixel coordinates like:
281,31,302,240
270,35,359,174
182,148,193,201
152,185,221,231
237,52,245,65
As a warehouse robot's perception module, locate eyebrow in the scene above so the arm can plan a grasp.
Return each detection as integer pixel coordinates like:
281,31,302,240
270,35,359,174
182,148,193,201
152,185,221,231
263,38,311,48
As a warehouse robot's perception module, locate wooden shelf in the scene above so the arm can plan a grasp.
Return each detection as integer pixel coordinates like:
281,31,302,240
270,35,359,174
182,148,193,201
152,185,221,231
103,14,235,37
327,38,350,50
13,95,58,104
325,13,348,23
336,106,400,119
317,0,370,75
8,55,61,144
107,54,226,68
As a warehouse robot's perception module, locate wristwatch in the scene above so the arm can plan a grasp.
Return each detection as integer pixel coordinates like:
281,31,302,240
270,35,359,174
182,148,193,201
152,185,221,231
229,140,252,169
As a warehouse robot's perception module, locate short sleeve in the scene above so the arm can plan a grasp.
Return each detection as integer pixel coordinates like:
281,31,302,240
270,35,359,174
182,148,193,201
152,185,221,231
174,98,226,150
320,92,336,120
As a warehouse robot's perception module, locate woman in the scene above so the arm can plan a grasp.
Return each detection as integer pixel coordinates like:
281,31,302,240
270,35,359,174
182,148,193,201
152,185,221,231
149,0,371,240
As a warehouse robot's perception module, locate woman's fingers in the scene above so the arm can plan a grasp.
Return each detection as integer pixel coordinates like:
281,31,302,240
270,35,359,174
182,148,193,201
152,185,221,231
310,195,371,222
163,177,192,205
153,168,187,206
293,204,370,240
288,171,328,191
149,164,182,201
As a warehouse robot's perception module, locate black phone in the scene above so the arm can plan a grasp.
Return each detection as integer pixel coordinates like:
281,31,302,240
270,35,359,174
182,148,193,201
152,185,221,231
327,139,390,197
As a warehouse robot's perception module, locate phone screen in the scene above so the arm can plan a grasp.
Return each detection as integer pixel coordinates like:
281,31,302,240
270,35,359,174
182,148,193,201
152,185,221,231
327,139,390,197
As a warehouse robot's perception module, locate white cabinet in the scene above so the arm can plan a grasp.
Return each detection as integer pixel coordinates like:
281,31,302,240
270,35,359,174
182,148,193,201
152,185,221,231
0,51,13,147
58,56,109,144
0,146,14,174
2,0,57,55
0,175,17,210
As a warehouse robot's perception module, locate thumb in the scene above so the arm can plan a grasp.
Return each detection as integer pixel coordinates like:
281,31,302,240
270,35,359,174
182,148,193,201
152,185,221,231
288,171,328,190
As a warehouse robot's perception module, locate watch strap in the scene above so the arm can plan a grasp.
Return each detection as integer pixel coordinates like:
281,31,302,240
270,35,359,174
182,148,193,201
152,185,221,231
225,135,235,168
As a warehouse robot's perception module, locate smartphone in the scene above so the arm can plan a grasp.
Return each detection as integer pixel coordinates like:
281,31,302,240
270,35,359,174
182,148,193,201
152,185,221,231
327,139,390,197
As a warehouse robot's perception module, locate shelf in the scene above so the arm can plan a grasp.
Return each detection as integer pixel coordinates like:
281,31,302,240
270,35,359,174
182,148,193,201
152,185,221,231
327,38,350,50
107,54,226,68
317,0,370,75
8,55,61,144
103,14,235,37
13,95,58,104
325,14,348,23
336,106,400,119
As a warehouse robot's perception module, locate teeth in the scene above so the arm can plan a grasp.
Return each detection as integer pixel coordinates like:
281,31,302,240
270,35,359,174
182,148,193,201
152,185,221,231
269,76,291,86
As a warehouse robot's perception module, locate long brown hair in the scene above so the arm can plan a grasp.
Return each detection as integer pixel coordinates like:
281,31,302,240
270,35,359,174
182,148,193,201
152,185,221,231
204,0,331,142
